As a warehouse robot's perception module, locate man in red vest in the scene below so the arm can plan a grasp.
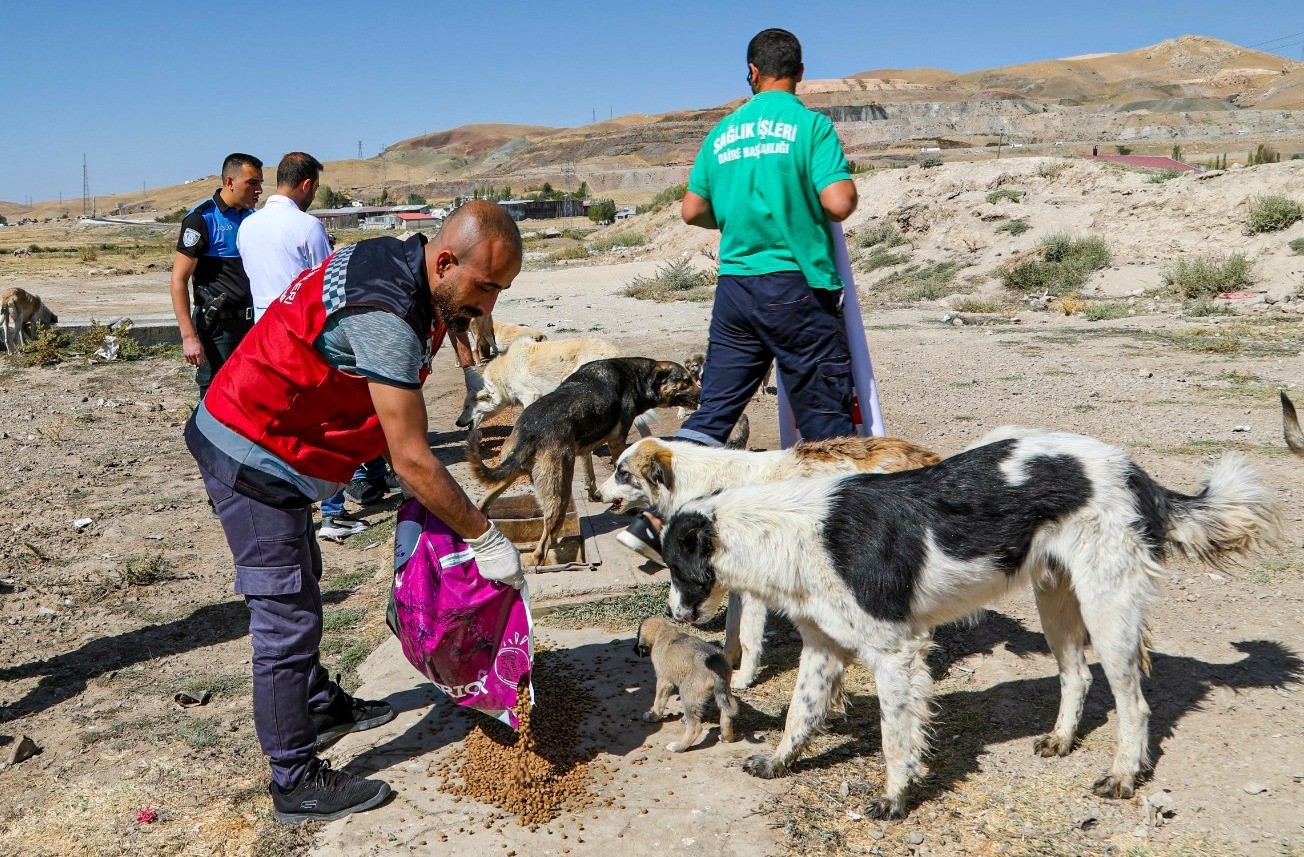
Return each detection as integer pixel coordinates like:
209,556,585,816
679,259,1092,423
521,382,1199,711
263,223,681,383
185,200,524,823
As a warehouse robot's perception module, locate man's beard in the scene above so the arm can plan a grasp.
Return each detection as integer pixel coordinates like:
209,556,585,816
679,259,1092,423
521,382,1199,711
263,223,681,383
431,290,480,333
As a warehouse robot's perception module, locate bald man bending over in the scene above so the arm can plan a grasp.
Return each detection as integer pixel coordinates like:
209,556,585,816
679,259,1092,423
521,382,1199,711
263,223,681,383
185,201,524,823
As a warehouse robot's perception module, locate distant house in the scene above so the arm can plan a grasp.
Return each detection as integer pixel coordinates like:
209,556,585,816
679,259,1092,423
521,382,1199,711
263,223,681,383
312,203,433,230
1079,155,1201,172
497,198,589,221
393,211,443,230
614,207,636,221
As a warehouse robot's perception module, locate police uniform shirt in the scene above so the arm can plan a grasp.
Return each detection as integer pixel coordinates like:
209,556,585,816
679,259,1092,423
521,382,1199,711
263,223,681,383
176,190,255,307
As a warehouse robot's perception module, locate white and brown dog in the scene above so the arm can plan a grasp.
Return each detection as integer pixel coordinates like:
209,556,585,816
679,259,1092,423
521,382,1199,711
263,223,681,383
1,287,58,355
600,435,940,688
457,336,621,429
661,427,1281,818
468,316,546,363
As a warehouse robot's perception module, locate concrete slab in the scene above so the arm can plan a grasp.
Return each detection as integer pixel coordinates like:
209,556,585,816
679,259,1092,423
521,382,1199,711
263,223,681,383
312,628,782,857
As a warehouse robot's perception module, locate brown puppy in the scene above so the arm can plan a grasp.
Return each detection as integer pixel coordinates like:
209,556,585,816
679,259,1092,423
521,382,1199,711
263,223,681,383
636,615,738,752
1282,391,1304,457
467,357,700,566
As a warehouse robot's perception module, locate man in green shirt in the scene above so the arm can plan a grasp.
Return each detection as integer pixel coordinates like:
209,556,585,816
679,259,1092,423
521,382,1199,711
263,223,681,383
617,28,859,564
676,27,858,447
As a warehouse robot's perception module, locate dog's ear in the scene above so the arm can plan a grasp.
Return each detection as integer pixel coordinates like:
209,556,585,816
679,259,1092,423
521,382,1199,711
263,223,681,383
648,446,675,492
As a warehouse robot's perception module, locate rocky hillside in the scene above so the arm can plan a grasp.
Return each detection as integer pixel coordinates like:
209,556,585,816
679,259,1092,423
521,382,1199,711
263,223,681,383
6,36,1302,219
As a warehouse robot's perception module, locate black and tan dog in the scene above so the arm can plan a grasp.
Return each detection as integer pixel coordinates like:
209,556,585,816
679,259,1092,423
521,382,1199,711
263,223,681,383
636,615,738,752
467,357,699,566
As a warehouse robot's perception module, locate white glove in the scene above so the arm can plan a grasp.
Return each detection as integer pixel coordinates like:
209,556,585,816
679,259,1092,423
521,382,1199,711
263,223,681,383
466,522,524,589
462,365,486,392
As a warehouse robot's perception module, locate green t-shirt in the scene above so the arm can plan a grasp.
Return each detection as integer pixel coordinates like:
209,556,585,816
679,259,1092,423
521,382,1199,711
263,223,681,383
688,91,851,289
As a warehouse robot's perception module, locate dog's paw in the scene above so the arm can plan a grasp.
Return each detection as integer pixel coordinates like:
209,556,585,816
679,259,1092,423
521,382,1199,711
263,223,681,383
743,754,787,779
867,796,907,820
1033,734,1074,758
641,711,662,723
730,671,755,691
1091,773,1135,799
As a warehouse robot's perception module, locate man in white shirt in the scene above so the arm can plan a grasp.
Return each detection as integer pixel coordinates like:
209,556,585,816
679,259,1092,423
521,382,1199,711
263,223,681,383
237,152,333,322
238,152,377,539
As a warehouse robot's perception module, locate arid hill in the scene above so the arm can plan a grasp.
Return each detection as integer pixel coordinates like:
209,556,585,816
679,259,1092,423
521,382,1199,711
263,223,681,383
5,35,1301,220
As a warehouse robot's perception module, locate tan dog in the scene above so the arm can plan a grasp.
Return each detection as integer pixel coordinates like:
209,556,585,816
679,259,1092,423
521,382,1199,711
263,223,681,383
1282,391,1304,457
468,316,546,363
602,435,941,687
1,287,58,355
457,336,620,429
636,615,738,752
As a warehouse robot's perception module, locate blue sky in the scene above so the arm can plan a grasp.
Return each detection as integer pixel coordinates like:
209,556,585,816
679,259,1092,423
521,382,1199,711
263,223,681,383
2,1,1300,203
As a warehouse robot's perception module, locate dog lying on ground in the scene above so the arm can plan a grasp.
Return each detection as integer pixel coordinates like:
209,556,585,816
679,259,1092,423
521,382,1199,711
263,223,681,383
457,336,621,429
468,316,547,363
636,615,738,752
1281,391,1304,457
600,435,940,688
467,357,700,565
661,427,1281,818
1,288,58,355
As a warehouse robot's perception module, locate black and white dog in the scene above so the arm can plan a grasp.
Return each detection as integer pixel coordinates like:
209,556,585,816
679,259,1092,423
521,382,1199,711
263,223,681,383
662,427,1280,819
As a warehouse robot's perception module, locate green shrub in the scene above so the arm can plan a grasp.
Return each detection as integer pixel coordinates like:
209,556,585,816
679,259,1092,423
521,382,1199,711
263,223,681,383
635,183,688,215
919,156,943,169
1245,195,1303,234
879,261,963,301
1184,299,1237,317
1000,234,1110,295
589,232,646,252
15,326,67,367
985,189,1022,204
1115,145,1133,155
587,199,616,223
1146,169,1181,183
1037,160,1069,179
950,296,1012,314
859,248,910,272
1082,302,1132,321
995,219,1031,236
1290,237,1304,255
623,258,715,302
1248,144,1280,166
856,222,906,250
155,208,188,223
551,243,589,261
1163,253,1253,299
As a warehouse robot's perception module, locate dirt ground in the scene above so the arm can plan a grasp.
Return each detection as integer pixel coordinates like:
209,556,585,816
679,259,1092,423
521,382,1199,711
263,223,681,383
1,237,1303,856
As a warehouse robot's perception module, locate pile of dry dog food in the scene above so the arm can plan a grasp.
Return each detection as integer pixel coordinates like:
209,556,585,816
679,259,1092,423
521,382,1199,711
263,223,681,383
436,654,596,826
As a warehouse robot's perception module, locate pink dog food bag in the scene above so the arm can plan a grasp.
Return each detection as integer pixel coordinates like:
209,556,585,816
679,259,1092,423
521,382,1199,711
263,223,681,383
388,498,534,727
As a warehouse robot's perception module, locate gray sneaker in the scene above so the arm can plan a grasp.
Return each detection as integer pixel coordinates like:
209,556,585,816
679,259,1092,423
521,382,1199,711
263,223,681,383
320,512,368,541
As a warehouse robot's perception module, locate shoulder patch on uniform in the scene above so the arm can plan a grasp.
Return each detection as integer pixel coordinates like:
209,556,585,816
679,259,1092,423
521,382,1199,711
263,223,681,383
182,228,202,248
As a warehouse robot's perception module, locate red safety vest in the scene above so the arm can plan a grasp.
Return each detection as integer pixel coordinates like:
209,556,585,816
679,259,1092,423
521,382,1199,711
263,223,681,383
202,238,446,485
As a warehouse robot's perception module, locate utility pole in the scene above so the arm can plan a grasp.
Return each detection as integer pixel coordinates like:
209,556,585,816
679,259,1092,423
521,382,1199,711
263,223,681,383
82,153,90,217
996,133,1005,160
357,140,363,159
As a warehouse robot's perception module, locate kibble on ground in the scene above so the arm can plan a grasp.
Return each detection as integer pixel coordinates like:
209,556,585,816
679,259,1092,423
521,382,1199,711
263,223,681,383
437,653,596,826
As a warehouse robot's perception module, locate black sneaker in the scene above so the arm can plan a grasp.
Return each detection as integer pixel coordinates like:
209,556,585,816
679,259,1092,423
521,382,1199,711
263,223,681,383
312,691,397,747
617,511,664,566
343,477,387,506
271,758,391,823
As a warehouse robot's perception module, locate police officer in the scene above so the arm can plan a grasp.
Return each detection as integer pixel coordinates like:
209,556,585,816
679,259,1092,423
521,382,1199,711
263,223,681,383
169,153,263,397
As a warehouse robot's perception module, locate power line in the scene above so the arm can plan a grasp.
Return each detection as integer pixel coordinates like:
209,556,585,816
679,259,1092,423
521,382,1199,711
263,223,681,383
1246,30,1304,48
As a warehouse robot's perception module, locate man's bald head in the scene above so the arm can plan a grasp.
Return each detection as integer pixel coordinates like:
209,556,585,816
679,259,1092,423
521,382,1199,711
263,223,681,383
425,200,524,333
435,200,522,262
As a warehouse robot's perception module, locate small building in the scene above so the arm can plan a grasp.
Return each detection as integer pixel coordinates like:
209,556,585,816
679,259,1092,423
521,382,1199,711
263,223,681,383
312,203,433,230
497,198,589,221
393,211,443,230
614,207,636,221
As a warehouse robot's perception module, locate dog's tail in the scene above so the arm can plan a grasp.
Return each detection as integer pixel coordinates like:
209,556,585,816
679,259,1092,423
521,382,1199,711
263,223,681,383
1134,453,1281,567
465,430,528,509
1281,391,1304,458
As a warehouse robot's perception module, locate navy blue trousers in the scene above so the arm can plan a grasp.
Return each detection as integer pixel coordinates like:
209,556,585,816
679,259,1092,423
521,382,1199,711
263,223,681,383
201,468,339,789
678,271,854,446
